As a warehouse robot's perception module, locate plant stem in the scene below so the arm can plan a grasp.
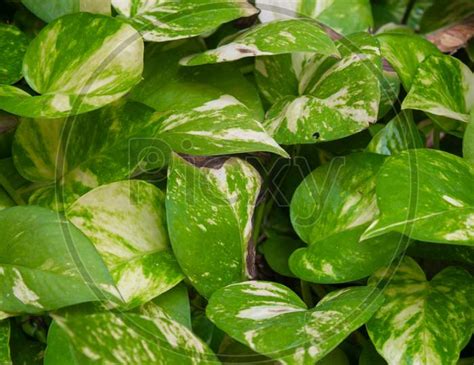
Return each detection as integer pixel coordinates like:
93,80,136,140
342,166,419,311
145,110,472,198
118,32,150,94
300,280,314,307
310,284,327,299
432,127,441,150
401,0,416,24
252,201,266,245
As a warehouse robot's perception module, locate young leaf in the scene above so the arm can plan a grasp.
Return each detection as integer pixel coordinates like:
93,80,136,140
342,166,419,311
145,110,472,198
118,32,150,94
180,19,339,66
207,281,384,364
53,311,218,364
166,154,262,298
0,13,143,118
0,206,118,314
21,0,111,23
362,149,474,245
155,95,288,158
367,257,473,365
402,54,473,123
376,33,441,90
259,236,304,278
257,0,373,35
113,0,258,42
289,153,404,283
0,24,29,85
12,101,163,209
366,111,424,155
67,180,183,309
264,33,381,144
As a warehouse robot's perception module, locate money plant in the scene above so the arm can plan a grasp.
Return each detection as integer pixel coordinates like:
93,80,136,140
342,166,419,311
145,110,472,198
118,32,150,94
0,0,473,364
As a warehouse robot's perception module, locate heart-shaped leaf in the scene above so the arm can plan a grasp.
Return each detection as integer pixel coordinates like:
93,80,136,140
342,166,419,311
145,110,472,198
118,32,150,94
0,24,29,85
52,310,218,364
12,101,165,209
155,95,288,158
166,154,262,298
362,149,474,245
21,0,111,23
263,33,381,144
367,256,473,365
377,33,441,90
0,206,118,314
366,111,424,155
0,13,143,118
180,19,339,66
402,54,473,123
130,39,264,120
207,281,384,364
113,0,258,42
256,0,373,35
67,180,183,309
289,153,403,283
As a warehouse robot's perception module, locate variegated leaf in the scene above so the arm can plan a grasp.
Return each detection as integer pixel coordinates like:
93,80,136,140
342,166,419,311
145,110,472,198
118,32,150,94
377,32,441,91
0,206,119,314
67,180,183,309
367,256,473,365
367,111,424,155
12,101,165,209
207,281,383,364
155,95,288,158
21,0,111,22
264,33,381,144
419,0,474,33
0,13,143,118
130,39,264,120
180,19,339,66
402,54,473,123
362,149,474,245
113,0,258,42
464,111,474,163
256,0,374,35
289,153,403,283
166,154,262,298
0,158,38,206
52,310,218,364
0,24,28,85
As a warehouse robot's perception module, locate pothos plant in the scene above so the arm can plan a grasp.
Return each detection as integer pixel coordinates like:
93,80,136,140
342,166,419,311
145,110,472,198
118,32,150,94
0,0,472,364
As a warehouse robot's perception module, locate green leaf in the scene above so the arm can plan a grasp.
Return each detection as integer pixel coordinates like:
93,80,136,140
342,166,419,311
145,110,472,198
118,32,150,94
207,281,384,364
377,32,441,91
0,13,143,118
10,320,44,365
0,206,118,314
367,256,473,365
259,236,304,278
12,101,164,209
402,54,473,123
180,19,339,66
44,321,87,365
130,39,264,120
0,188,14,211
166,154,262,298
21,0,111,23
419,0,474,33
0,158,38,205
0,320,10,365
367,111,424,155
289,153,403,283
362,149,474,245
0,24,29,85
53,311,218,363
155,95,288,158
463,111,474,163
67,180,183,309
113,0,258,42
264,33,381,144
408,241,474,265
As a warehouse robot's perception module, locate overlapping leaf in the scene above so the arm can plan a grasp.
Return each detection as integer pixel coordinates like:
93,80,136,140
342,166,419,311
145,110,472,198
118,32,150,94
207,281,383,364
67,180,183,309
166,154,262,298
180,19,339,66
0,24,28,85
113,0,258,42
0,13,143,118
464,111,474,163
367,257,473,365
289,153,403,283
362,149,474,245
402,54,474,123
0,206,118,314
21,0,111,23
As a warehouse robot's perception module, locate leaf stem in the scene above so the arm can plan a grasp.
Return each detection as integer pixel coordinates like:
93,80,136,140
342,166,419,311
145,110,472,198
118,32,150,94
401,0,416,24
310,283,327,299
432,127,441,150
300,280,314,307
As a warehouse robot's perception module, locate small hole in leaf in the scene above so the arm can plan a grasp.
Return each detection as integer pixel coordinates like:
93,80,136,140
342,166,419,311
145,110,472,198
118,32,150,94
312,132,320,139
